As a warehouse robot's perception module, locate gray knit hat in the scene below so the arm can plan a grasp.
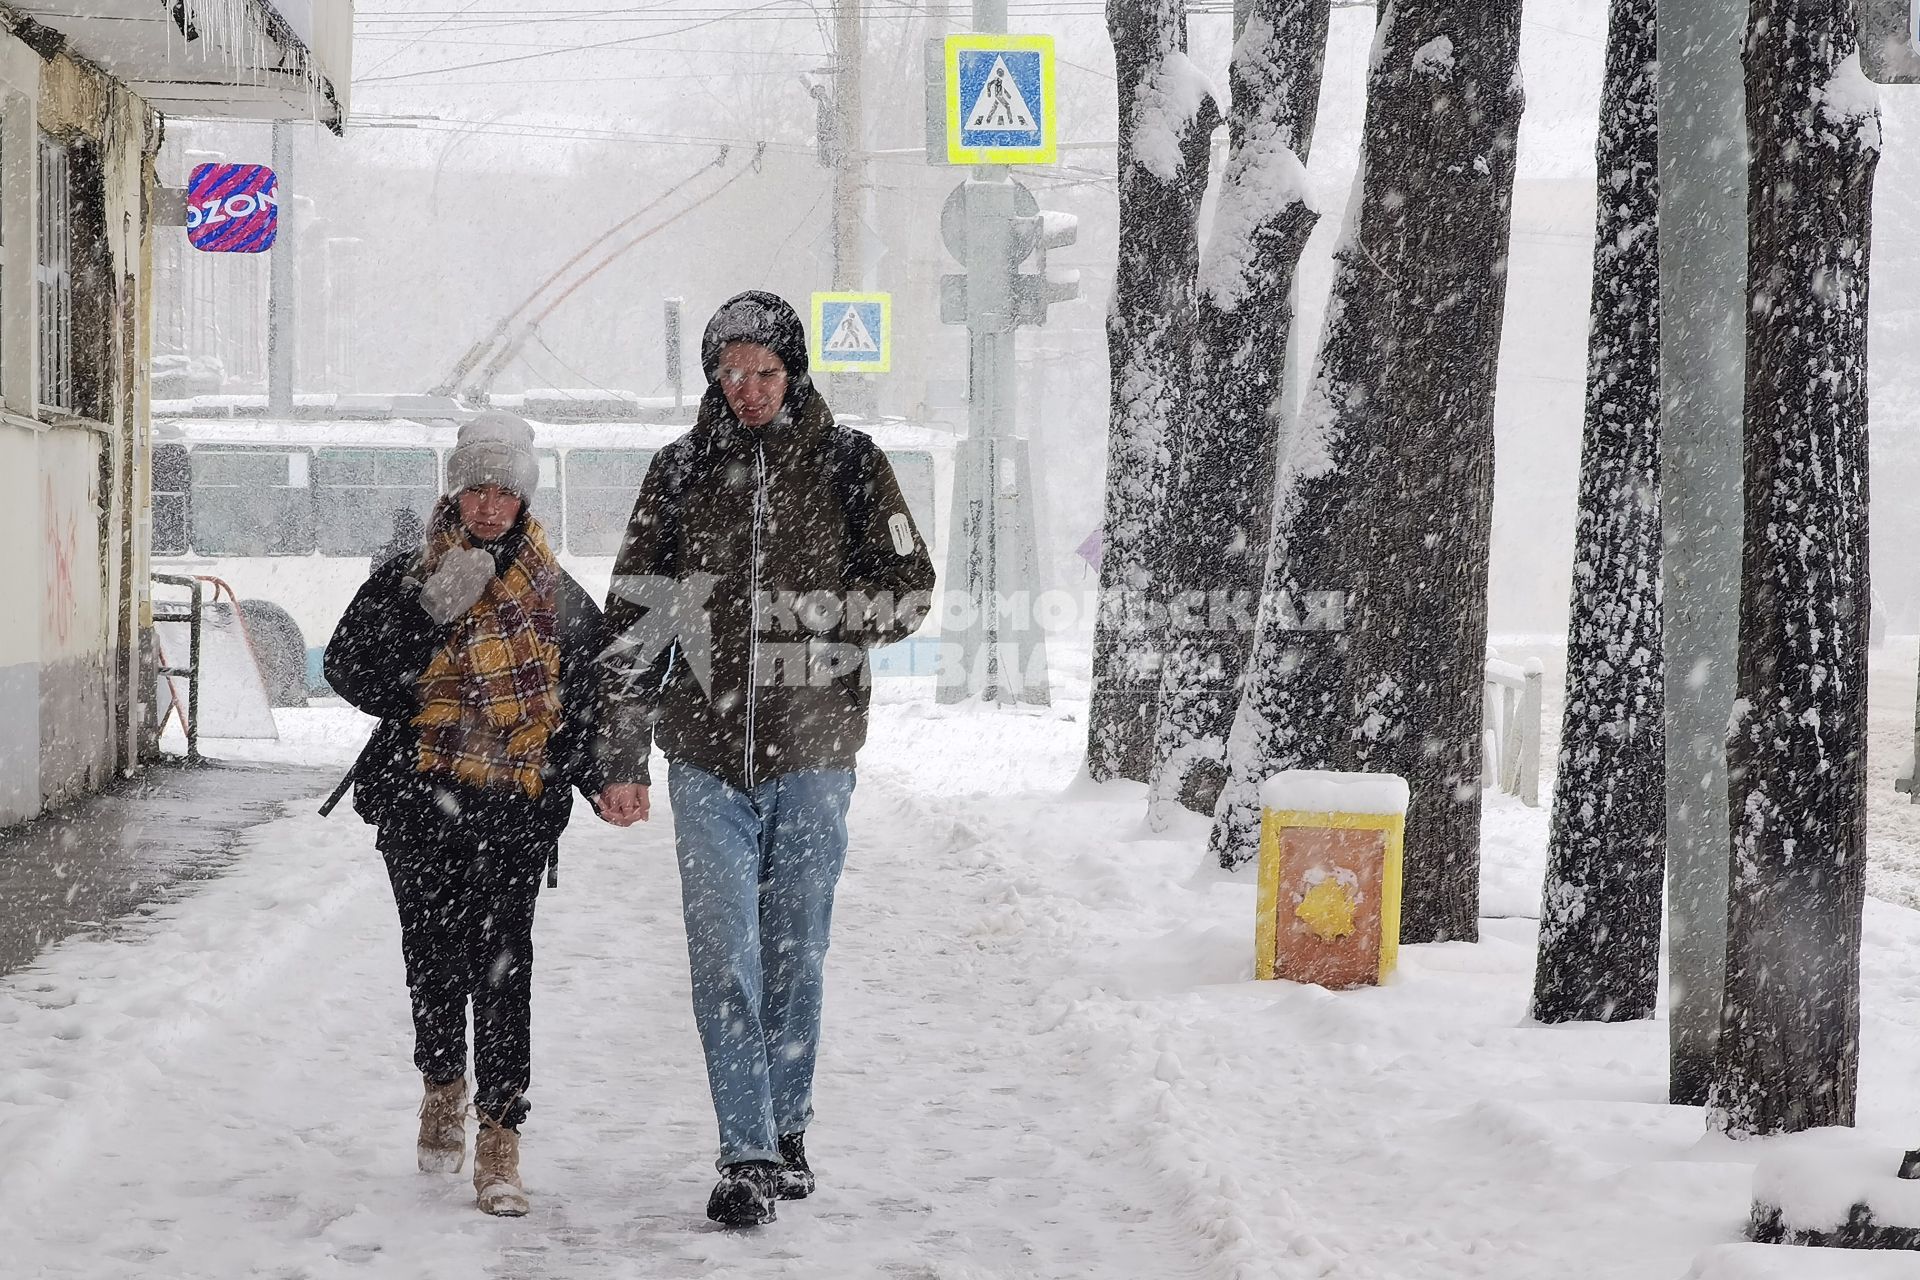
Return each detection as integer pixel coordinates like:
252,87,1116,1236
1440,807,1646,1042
446,411,539,502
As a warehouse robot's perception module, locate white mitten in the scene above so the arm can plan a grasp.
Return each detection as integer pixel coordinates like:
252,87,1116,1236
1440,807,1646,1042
418,546,496,624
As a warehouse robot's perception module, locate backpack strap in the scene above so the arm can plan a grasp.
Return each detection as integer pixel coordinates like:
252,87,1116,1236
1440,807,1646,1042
644,438,703,579
825,425,875,570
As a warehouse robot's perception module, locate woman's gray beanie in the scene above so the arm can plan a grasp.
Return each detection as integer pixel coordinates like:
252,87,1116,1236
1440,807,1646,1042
446,411,540,502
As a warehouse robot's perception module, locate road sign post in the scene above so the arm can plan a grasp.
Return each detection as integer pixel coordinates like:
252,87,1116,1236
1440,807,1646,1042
933,14,1062,708
267,124,294,417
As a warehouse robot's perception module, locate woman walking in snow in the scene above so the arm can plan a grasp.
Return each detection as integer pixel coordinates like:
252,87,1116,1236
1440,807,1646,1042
593,292,937,1226
324,412,608,1217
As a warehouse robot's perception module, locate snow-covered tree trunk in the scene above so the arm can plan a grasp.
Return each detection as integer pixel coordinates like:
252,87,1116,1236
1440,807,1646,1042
1331,2,1525,945
1530,0,1664,1025
1708,1,1878,1137
1208,14,1400,869
1087,0,1220,783
1147,0,1330,825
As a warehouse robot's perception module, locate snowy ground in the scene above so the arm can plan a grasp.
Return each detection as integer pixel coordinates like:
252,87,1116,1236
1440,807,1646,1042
7,653,1920,1277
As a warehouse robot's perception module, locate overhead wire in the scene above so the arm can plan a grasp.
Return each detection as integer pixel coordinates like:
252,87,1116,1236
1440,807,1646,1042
357,0,1120,89
471,147,768,394
359,0,493,75
357,115,818,155
357,1,1134,23
358,0,804,84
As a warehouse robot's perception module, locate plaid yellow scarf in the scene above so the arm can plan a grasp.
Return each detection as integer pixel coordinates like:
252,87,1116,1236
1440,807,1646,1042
413,504,563,797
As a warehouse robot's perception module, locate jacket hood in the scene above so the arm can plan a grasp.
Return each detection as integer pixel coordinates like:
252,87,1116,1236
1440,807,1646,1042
700,290,814,415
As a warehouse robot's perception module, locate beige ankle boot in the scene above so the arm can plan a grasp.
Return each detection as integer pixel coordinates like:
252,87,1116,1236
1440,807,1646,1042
417,1077,467,1174
474,1116,529,1216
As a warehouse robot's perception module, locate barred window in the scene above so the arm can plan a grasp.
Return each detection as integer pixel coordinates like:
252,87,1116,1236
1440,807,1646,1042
35,134,69,412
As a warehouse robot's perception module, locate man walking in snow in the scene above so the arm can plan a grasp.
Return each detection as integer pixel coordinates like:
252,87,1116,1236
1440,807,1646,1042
592,291,936,1226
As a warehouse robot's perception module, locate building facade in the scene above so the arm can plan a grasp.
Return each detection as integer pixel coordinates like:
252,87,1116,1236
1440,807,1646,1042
0,2,348,827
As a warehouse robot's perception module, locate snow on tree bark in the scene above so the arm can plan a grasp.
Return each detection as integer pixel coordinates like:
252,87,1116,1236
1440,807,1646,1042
1329,2,1525,946
1708,3,1878,1138
1147,0,1330,827
1209,15,1400,869
1530,0,1665,1025
1088,0,1221,783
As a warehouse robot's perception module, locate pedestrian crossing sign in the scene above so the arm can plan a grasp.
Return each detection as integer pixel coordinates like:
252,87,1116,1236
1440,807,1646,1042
945,34,1057,166
811,292,892,374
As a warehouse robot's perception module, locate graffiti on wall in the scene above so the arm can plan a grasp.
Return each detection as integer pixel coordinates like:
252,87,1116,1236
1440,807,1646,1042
40,445,103,661
44,473,79,649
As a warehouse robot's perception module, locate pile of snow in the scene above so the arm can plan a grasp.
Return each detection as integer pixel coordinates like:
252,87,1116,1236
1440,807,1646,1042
1687,1242,1919,1278
1751,1129,1920,1237
1260,767,1410,816
1129,51,1217,181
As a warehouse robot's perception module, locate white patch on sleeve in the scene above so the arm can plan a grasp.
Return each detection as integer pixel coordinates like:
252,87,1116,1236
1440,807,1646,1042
888,512,915,556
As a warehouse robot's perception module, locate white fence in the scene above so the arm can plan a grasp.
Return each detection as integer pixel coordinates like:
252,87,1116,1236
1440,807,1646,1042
1483,655,1545,807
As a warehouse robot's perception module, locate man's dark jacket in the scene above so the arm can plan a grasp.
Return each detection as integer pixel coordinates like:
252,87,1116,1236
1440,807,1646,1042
324,519,608,846
597,385,937,791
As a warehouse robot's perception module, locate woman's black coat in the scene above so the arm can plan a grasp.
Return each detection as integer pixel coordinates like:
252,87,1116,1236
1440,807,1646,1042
324,531,608,853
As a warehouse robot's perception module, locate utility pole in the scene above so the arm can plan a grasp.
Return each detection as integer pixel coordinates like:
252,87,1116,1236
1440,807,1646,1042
934,0,1060,707
664,296,685,413
831,0,876,417
1657,0,1746,1107
267,120,295,416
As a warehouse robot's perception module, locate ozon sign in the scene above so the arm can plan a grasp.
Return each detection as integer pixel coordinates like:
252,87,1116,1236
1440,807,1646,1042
186,163,279,253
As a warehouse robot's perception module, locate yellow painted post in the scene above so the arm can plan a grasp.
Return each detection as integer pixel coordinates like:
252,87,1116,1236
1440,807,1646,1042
1255,770,1409,989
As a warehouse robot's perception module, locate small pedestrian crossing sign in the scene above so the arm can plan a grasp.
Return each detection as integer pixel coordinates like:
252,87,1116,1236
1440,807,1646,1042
811,292,892,374
946,34,1057,166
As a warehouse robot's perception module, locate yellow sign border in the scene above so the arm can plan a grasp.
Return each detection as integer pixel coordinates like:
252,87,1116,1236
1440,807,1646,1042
811,291,892,374
944,34,1058,166
1255,809,1405,985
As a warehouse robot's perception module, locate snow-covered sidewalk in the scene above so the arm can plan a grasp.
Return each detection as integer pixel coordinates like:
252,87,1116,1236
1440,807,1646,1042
5,696,1920,1278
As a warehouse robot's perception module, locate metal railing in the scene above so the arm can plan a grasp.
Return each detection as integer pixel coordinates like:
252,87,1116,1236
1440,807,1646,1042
1897,653,1920,803
1483,654,1544,808
151,573,205,765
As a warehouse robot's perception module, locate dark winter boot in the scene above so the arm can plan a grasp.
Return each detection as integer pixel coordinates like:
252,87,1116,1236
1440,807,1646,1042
417,1076,468,1174
775,1132,815,1200
706,1161,778,1226
473,1115,529,1217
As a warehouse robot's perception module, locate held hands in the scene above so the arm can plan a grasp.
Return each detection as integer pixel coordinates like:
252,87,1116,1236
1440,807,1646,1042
418,546,496,624
595,782,650,827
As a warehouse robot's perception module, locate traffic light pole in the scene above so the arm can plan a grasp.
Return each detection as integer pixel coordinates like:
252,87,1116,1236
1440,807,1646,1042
937,0,1053,706
267,121,295,417
830,0,876,417
1658,0,1745,1106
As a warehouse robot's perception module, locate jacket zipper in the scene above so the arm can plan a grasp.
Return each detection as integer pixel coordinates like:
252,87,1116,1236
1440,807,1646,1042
744,440,768,788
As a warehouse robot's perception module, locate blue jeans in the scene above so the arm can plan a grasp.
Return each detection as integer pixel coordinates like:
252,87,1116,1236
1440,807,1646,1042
667,762,856,1168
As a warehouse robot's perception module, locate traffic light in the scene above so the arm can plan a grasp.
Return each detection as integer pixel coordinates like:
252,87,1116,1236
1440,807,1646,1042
938,195,1078,329
1009,210,1078,326
1862,1,1920,82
